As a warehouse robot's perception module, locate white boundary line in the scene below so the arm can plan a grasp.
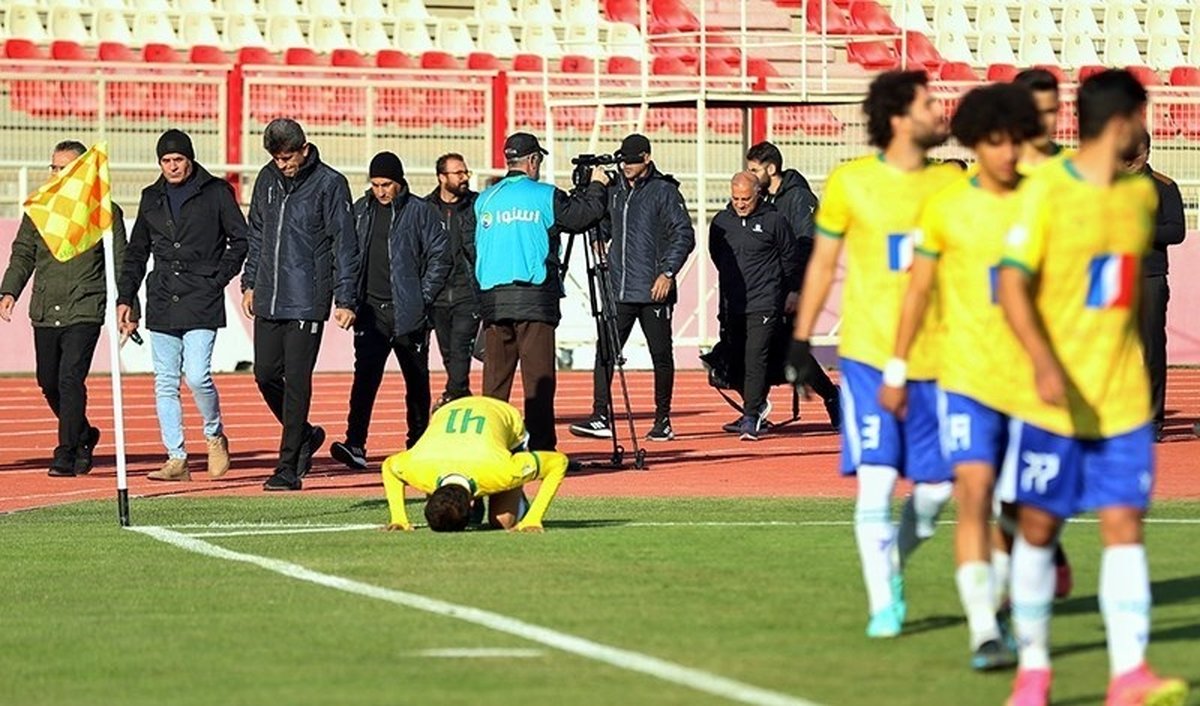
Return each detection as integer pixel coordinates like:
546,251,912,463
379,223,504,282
130,525,821,706
414,648,546,658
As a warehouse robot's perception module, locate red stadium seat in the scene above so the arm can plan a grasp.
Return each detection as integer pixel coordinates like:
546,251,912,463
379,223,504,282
190,45,230,64
939,61,977,81
652,55,695,75
4,39,48,60
376,49,417,69
773,0,801,8
902,32,942,71
607,55,641,74
846,41,899,70
238,47,278,65
1169,66,1200,86
605,0,641,25
143,43,185,63
330,48,368,67
51,40,89,62
285,47,324,66
746,57,780,78
512,53,545,72
467,51,501,70
774,105,844,137
849,1,900,35
98,42,138,62
1077,65,1106,83
1032,64,1066,85
702,58,740,76
651,0,700,33
1126,65,1161,86
421,51,461,70
807,0,853,34
560,55,595,74
985,63,1018,82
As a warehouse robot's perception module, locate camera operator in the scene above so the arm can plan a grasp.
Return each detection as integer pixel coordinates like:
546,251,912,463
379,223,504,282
475,132,608,451
569,134,694,442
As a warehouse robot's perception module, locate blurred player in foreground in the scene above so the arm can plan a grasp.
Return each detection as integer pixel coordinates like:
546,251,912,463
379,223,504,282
997,69,1187,706
787,70,961,638
381,396,569,533
880,83,1042,671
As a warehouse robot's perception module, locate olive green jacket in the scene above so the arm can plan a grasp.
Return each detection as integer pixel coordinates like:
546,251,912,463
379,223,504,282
0,203,129,327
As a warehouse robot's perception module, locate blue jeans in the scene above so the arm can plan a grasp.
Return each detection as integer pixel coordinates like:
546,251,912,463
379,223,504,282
149,329,223,459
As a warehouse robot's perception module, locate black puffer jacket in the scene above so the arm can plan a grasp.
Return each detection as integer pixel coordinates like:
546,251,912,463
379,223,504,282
427,188,479,308
118,164,248,331
600,163,695,304
709,200,799,316
763,169,817,287
354,188,450,336
242,144,358,321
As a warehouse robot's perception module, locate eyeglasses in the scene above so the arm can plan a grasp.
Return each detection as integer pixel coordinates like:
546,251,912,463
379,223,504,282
48,164,66,174
440,170,471,177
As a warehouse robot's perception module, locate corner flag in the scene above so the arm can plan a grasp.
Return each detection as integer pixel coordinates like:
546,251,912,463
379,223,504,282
22,141,113,262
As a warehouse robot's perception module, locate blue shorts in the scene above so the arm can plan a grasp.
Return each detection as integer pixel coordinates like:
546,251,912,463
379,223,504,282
1010,421,1155,518
839,358,951,483
937,391,1010,470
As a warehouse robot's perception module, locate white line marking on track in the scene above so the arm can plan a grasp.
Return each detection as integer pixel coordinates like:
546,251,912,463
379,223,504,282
185,524,381,537
131,525,822,706
414,648,546,658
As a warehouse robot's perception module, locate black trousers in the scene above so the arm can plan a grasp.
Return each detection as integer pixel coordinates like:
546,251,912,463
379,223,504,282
432,299,480,401
738,312,777,417
254,317,324,474
482,320,557,451
346,303,431,449
784,314,838,402
591,302,675,420
34,323,101,458
1140,275,1169,425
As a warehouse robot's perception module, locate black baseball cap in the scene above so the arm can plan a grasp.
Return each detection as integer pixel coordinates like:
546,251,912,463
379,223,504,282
617,133,651,162
504,132,549,160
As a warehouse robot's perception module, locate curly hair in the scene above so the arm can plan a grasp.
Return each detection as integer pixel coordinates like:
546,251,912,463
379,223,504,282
425,484,472,532
951,84,1043,148
863,70,929,149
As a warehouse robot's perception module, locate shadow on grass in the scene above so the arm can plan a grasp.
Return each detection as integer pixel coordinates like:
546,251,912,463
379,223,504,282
1056,575,1200,617
900,614,964,636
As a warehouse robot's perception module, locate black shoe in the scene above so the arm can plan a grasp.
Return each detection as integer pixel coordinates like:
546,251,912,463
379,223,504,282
74,426,101,475
330,441,367,470
1153,422,1165,443
298,425,325,479
569,414,612,439
48,447,76,477
722,416,743,434
263,470,302,491
970,638,1017,672
645,417,675,441
825,396,842,431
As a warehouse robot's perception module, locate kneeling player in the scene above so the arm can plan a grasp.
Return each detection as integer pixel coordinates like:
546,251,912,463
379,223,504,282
381,396,569,533
881,83,1042,670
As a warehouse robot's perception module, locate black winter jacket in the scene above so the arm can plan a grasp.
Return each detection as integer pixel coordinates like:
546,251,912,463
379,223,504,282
709,201,799,316
354,188,450,336
242,144,358,321
427,188,479,308
600,163,695,305
118,164,248,331
480,173,606,326
4,204,129,328
1143,165,1186,277
763,169,817,288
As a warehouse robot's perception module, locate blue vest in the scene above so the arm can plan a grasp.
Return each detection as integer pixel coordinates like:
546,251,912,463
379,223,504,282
474,175,556,290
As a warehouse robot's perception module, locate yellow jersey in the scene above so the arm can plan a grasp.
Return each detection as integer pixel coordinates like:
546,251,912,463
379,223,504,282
1000,159,1157,438
381,397,570,528
815,154,962,379
915,176,1024,412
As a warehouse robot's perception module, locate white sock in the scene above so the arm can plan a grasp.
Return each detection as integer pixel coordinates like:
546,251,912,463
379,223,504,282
957,561,1000,649
897,481,953,567
855,464,899,616
1100,544,1151,677
992,548,1012,611
1011,535,1056,671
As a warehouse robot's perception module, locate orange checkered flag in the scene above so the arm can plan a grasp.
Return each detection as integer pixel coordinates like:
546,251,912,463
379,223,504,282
22,141,113,263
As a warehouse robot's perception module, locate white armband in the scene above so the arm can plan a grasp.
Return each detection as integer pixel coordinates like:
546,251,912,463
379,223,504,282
882,358,908,388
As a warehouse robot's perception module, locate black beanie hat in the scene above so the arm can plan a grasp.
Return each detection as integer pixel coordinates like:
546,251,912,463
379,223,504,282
369,151,405,183
156,129,194,161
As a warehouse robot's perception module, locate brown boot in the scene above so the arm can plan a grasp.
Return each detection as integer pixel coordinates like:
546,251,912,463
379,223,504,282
207,434,231,479
147,457,191,482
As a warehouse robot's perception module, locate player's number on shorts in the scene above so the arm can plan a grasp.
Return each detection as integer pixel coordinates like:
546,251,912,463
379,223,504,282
1019,452,1060,495
945,414,971,452
862,415,881,450
444,408,486,435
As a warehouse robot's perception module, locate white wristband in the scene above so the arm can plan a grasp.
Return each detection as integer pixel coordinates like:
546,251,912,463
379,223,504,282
882,358,908,388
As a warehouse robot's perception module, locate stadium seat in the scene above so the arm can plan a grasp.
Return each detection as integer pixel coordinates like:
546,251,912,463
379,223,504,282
4,38,47,60
604,0,640,25
562,0,602,26
807,1,853,34
478,20,520,57
225,15,267,48
133,12,180,46
421,49,461,69
1169,66,1199,85
1076,64,1106,82
563,23,603,57
310,16,354,52
1020,32,1058,65
353,18,392,53
1033,63,1067,84
332,47,369,67
1103,5,1144,39
850,1,901,34
466,50,501,69
975,0,1016,36
1104,36,1143,65
651,0,700,34
745,57,779,78
181,13,223,47
476,0,515,22
976,31,1017,65
607,22,646,59
935,29,974,63
135,0,171,11
1145,1,1185,37
351,0,388,18
775,105,844,137
1146,36,1185,70
395,19,434,53
219,0,259,12
98,41,138,62
985,63,1018,81
932,0,972,34
436,18,475,55
94,9,133,44
512,52,545,71
144,43,185,62
263,0,303,16
1127,64,1162,86
903,31,943,70
190,44,231,64
238,46,278,65
391,0,431,20
846,40,899,70
938,61,977,80
521,23,562,57
178,0,216,11
285,47,324,65
1061,32,1101,67
606,54,639,74
1061,1,1101,36
48,7,89,43
560,54,595,73
889,0,930,33
518,0,557,24
266,16,307,51
376,48,417,67
652,55,694,75
50,39,89,61
309,0,347,17
1020,0,1059,36
6,6,48,43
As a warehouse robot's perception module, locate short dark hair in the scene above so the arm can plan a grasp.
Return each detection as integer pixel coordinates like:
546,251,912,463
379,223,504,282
436,152,466,174
951,83,1043,148
1013,68,1059,95
863,70,928,149
1077,69,1147,142
263,118,306,155
425,485,472,532
53,140,87,158
745,141,783,172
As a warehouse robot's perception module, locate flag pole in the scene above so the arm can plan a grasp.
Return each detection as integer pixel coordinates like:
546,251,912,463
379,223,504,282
102,222,131,527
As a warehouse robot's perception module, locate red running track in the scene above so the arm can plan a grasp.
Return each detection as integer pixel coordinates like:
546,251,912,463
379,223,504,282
2,369,1199,514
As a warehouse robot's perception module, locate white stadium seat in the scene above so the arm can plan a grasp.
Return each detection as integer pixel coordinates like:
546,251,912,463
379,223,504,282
563,22,602,57
1061,0,1102,35
521,22,562,58
476,0,515,23
308,0,347,17
224,14,267,48
93,0,129,9
48,7,90,43
178,0,217,12
477,20,520,57
975,0,1017,36
391,0,431,20
606,22,645,59
1145,1,1185,38
266,15,307,50
518,0,557,25
311,16,353,51
934,29,975,64
5,6,48,43
94,9,133,44
932,0,972,34
394,18,434,52
352,17,391,52
219,0,260,13
890,0,931,33
975,31,1017,64
1146,35,1185,70
263,0,304,16
435,18,475,55
561,0,602,27
1060,31,1101,67
1020,32,1059,65
1103,5,1145,39
351,0,388,19
181,12,224,46
1020,0,1059,37
133,11,180,46
1104,35,1144,65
